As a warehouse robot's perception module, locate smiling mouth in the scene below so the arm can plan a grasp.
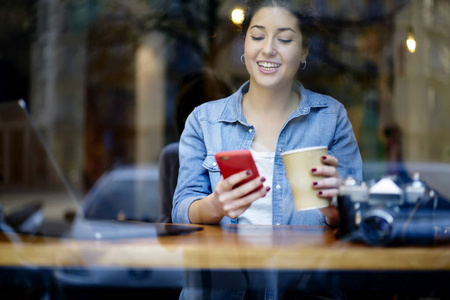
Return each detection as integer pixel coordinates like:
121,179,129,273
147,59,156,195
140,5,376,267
258,61,281,71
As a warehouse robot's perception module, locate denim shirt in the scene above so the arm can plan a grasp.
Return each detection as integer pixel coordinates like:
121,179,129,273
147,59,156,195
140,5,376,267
172,81,362,225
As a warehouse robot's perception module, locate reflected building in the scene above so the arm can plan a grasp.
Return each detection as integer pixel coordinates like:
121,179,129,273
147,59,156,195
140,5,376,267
26,0,450,197
30,0,215,194
393,0,450,163
309,0,407,162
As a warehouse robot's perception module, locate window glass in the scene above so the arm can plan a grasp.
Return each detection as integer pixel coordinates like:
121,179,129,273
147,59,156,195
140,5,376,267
1,0,450,297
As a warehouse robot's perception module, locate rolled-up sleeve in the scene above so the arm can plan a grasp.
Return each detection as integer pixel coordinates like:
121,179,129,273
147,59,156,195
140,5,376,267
330,104,363,182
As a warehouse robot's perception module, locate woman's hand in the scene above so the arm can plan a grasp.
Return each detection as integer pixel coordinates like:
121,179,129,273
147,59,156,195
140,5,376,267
189,170,270,224
311,155,341,226
213,170,270,219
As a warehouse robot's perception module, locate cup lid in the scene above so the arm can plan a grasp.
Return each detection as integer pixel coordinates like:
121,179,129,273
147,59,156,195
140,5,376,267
281,146,327,156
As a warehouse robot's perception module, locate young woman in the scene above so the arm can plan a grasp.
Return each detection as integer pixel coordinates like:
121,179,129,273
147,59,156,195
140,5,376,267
172,0,362,227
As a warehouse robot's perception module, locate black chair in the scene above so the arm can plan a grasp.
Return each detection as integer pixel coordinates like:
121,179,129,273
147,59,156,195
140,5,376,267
157,142,179,223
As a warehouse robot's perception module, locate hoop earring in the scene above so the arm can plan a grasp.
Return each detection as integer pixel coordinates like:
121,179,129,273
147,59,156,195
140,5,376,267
240,54,245,65
299,60,307,70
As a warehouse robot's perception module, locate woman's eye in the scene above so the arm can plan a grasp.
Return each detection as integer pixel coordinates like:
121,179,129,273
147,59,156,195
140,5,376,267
251,36,264,41
278,39,292,44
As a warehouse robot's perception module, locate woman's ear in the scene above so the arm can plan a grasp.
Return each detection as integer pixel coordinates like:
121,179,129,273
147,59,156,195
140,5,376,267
301,46,309,62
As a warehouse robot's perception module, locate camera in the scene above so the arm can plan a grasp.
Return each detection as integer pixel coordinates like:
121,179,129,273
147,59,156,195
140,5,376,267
336,173,450,246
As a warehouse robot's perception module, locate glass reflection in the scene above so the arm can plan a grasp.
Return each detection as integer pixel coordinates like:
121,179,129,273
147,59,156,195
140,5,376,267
1,0,450,299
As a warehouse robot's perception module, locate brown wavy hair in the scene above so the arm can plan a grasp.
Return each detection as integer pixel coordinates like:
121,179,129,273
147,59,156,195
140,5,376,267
240,0,319,49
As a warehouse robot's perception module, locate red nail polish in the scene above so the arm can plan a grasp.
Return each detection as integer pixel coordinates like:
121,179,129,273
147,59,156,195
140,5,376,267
261,177,266,182
313,182,318,186
311,168,317,173
246,170,252,176
322,156,327,160
318,191,323,196
266,187,271,192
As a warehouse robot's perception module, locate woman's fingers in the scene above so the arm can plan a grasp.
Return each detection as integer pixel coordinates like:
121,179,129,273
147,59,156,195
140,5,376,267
309,155,341,226
216,173,264,199
213,170,269,219
216,169,253,192
311,155,339,180
312,177,341,189
317,188,339,199
222,176,265,201
222,182,269,210
223,186,270,218
311,154,340,200
321,155,338,167
311,165,339,177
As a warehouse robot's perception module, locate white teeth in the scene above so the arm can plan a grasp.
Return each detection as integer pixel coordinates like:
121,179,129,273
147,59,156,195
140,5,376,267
258,61,280,69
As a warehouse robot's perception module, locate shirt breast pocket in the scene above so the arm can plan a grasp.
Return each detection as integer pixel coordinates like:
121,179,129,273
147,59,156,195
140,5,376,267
202,154,221,190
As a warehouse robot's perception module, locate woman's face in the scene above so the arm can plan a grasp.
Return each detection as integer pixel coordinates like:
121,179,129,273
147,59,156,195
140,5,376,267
244,7,308,90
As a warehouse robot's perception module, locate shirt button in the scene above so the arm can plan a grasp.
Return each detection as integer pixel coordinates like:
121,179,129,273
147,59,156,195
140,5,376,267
276,223,280,226
279,148,283,152
249,128,253,133
276,184,281,189
212,162,217,166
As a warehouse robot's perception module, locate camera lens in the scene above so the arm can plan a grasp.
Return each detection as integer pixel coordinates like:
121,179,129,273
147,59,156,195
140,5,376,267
361,209,394,246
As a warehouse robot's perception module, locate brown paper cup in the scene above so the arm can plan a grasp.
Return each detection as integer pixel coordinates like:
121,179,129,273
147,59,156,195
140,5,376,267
281,146,329,211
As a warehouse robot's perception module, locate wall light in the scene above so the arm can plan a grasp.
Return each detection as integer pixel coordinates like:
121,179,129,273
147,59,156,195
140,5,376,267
406,26,416,53
231,8,245,25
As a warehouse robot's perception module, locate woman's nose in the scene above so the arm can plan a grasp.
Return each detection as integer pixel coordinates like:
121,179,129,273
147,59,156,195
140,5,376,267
262,39,276,56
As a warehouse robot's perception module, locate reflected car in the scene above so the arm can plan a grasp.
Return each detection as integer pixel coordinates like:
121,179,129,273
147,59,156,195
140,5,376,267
82,165,159,222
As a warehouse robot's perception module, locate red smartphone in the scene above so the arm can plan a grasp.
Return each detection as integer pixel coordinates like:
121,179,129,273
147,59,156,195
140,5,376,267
214,149,262,189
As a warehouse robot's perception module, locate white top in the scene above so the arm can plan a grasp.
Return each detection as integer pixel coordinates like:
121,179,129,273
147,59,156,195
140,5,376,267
237,148,275,225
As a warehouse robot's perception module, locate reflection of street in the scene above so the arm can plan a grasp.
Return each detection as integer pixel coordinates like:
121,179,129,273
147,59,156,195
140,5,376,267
1,190,79,222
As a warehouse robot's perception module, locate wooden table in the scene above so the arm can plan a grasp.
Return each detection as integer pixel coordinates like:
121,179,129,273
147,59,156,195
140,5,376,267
1,224,450,298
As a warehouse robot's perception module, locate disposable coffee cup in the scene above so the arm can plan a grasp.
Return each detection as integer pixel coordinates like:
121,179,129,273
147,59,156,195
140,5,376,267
281,146,330,211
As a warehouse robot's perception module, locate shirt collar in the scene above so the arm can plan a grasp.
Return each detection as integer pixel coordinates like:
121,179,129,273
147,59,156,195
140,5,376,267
294,81,329,116
218,81,329,123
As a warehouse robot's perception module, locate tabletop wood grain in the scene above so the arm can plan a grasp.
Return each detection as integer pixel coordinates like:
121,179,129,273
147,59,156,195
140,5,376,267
1,224,450,271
